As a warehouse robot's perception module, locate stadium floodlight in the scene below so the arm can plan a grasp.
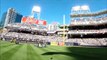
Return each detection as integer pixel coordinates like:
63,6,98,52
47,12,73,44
32,6,41,13
32,6,41,19
72,6,81,11
81,5,89,10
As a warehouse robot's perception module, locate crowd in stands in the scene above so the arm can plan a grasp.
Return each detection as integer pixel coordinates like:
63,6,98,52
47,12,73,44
68,29,107,34
0,32,47,47
0,31,107,46
0,32,63,42
6,23,47,32
66,38,107,46
71,16,107,25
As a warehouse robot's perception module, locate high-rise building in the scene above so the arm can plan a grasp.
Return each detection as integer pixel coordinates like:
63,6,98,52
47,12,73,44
0,12,7,27
2,8,23,27
15,13,23,23
4,8,16,27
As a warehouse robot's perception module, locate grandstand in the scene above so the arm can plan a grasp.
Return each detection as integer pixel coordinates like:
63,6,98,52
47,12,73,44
5,23,47,35
67,9,107,46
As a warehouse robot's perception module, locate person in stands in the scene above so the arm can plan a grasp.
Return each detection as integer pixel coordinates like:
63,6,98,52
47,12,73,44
15,37,19,44
11,37,16,43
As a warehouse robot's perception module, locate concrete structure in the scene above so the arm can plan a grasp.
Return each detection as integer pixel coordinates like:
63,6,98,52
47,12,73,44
47,24,59,31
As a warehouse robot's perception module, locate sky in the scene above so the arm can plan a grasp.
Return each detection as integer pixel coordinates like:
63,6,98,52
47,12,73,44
0,0,107,24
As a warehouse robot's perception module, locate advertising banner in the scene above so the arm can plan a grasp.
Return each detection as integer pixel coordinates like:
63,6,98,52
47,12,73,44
21,17,47,25
58,42,65,46
51,42,58,46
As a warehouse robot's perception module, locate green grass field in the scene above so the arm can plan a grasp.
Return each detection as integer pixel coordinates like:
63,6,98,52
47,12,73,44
0,41,107,60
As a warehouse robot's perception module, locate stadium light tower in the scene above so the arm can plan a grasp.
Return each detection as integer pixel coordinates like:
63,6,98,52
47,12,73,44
71,5,90,14
71,6,81,14
72,6,81,11
81,5,90,14
32,6,41,19
81,5,89,10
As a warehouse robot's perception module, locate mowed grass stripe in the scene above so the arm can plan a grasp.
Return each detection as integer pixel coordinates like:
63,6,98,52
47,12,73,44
27,44,43,60
0,43,15,48
0,41,10,44
43,46,72,60
47,46,68,52
31,45,45,53
43,46,74,59
66,47,107,60
39,46,66,52
47,46,107,60
36,46,65,60
29,45,52,60
10,44,27,60
0,41,16,55
0,41,12,46
30,44,44,60
30,44,54,60
0,41,107,60
30,44,61,60
0,44,23,60
0,44,19,55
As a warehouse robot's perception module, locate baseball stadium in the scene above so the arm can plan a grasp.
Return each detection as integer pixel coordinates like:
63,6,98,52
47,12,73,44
0,1,107,60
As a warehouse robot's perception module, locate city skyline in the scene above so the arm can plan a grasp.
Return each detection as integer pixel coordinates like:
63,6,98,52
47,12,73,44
0,0,107,24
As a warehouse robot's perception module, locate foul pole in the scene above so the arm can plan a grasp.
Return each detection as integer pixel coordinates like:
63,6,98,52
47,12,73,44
63,15,65,42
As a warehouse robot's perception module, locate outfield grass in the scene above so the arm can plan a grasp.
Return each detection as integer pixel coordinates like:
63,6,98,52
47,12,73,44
0,41,107,60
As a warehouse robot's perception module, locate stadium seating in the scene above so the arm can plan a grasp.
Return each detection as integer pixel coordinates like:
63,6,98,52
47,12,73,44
71,16,107,25
0,32,107,46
